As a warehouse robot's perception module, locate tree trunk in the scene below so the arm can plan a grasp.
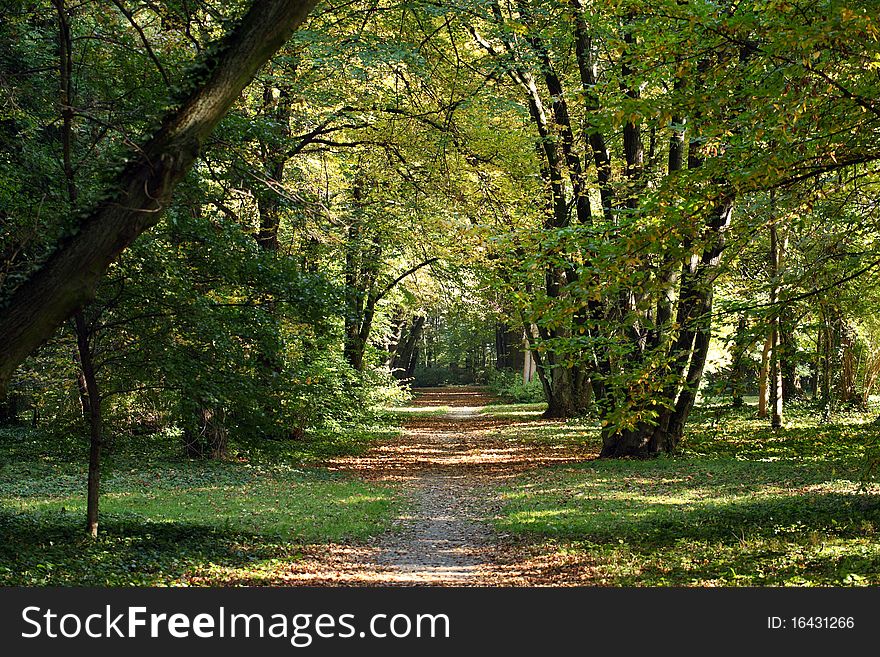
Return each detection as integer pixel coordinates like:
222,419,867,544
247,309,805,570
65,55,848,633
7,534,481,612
0,0,319,396
812,326,821,400
183,406,228,459
730,315,749,407
343,220,367,364
600,197,732,457
769,220,784,429
256,86,291,252
496,323,525,372
819,309,834,418
839,317,857,404
523,347,536,384
392,315,425,379
667,303,713,441
404,326,423,378
57,2,101,537
600,415,676,458
384,313,407,366
758,332,772,418
543,364,591,418
74,311,102,538
543,366,577,418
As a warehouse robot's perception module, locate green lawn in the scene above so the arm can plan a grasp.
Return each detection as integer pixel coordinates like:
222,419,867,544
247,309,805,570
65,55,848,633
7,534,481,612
494,400,880,586
0,425,398,586
384,405,451,417
479,402,547,419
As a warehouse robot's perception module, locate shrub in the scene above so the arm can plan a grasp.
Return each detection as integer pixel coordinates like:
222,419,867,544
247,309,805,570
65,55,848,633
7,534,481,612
488,369,546,403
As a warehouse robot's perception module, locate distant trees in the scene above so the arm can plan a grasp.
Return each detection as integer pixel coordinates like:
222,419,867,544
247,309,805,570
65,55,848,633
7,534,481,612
732,173,880,424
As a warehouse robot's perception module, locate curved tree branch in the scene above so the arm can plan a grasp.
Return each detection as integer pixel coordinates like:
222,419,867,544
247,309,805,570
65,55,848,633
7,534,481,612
374,257,440,304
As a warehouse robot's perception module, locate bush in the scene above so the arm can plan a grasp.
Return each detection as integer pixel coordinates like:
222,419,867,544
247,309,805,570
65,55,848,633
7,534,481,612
488,369,546,403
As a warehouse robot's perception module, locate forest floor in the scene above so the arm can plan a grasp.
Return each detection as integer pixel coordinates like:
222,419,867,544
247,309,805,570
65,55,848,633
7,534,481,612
3,388,879,586
267,387,880,587
272,387,597,585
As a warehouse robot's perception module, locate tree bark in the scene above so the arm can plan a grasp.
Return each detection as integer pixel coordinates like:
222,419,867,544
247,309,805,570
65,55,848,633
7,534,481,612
769,219,784,429
182,406,228,458
600,197,733,457
391,315,425,379
544,366,577,418
74,311,102,538
600,421,670,458
473,8,592,417
256,85,292,251
0,0,319,396
730,315,749,407
758,332,772,418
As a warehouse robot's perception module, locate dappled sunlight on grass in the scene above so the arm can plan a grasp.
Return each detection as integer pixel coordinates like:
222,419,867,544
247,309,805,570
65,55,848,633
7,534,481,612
682,401,878,465
491,416,601,451
496,402,880,585
386,406,450,416
3,467,397,544
0,512,325,586
480,402,547,419
0,425,400,586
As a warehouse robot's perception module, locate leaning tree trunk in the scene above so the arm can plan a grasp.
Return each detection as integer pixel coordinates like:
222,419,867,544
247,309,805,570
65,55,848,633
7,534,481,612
0,0,319,397
598,288,713,458
384,313,407,367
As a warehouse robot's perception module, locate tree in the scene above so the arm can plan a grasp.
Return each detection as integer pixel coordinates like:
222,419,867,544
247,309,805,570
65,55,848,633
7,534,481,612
0,0,319,395
442,0,880,455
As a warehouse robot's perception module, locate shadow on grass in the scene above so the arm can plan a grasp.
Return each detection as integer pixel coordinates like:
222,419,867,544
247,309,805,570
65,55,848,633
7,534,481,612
498,457,880,546
498,457,880,584
682,401,879,467
502,490,880,544
0,424,400,586
0,510,307,586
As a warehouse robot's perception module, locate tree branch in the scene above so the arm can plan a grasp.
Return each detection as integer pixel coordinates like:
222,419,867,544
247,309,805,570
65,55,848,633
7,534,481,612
374,257,440,303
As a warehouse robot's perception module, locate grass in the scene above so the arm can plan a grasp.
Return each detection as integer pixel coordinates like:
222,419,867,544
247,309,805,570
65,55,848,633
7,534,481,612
6,393,880,586
0,424,398,586
480,402,547,419
384,405,451,417
494,398,880,586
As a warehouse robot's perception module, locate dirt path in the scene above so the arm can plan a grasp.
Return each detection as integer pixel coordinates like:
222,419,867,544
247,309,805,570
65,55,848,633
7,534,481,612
371,396,495,584
273,387,595,586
